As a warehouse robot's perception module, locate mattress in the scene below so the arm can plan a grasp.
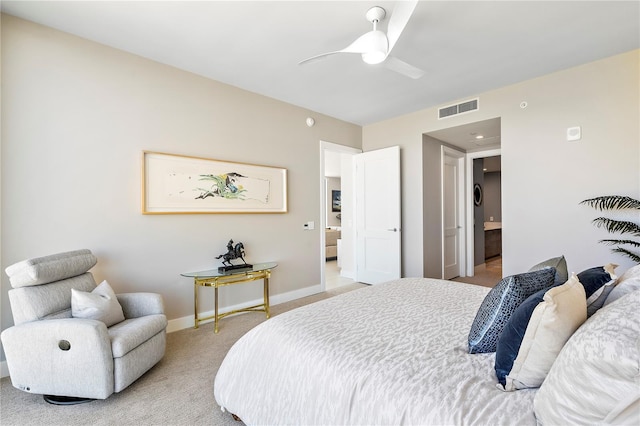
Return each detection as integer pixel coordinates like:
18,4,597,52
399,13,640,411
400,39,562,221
214,277,537,425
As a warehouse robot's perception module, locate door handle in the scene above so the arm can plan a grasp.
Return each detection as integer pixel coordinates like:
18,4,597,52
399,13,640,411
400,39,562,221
387,228,399,232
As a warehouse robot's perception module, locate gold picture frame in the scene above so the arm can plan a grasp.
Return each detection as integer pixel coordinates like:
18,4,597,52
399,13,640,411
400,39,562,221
142,151,287,214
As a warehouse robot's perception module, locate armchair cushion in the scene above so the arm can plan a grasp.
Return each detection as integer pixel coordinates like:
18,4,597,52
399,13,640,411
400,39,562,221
5,249,97,288
72,280,125,327
108,314,168,358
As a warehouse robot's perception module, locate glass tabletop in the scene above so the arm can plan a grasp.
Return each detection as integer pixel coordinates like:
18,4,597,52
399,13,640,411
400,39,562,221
181,262,277,278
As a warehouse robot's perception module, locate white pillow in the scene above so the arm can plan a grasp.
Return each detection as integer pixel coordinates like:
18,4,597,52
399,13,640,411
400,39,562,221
534,290,640,424
71,280,125,327
603,264,640,306
495,274,587,391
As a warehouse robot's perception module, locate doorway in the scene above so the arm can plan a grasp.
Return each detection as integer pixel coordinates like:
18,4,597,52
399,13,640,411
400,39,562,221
465,150,502,283
320,141,360,290
425,117,503,283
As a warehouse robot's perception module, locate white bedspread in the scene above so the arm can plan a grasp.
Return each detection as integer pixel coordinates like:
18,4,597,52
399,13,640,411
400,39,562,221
214,278,537,425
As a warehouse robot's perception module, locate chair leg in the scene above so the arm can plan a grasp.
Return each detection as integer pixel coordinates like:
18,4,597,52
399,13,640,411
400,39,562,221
43,395,95,405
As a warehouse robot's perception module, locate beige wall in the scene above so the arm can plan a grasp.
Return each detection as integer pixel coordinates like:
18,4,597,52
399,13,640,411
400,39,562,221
364,49,640,278
0,14,361,360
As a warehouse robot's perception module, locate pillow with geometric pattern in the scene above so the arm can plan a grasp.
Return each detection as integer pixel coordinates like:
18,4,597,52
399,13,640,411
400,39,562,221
468,267,556,354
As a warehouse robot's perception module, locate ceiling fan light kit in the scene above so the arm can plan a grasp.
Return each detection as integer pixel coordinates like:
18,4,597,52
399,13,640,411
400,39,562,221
360,30,388,64
299,1,424,79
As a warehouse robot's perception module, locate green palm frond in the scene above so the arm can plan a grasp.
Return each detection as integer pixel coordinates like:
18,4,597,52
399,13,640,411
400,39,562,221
591,217,640,237
610,247,640,263
580,195,640,211
599,239,640,248
582,195,640,264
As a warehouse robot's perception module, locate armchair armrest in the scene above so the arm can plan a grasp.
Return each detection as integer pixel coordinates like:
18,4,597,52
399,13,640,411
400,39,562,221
0,318,114,399
117,293,165,318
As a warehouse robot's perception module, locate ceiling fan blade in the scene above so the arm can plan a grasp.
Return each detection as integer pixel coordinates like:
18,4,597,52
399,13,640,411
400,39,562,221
383,56,425,79
386,0,418,53
298,50,352,65
299,31,386,65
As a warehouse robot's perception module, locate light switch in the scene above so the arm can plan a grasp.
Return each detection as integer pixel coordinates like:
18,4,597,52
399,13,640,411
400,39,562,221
303,221,315,230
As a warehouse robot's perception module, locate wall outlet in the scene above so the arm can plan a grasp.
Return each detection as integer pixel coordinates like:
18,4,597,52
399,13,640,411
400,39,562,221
489,216,494,221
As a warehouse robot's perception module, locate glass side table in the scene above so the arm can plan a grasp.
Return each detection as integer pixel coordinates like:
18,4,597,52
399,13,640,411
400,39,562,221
181,262,277,333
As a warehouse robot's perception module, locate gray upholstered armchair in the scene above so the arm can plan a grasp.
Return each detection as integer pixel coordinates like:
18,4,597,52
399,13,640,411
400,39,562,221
1,249,167,404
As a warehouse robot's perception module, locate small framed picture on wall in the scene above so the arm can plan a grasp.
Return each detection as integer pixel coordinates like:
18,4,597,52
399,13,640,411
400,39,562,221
331,190,341,212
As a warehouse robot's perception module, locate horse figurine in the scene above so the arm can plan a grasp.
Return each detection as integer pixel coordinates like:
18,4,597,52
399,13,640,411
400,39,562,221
215,239,247,267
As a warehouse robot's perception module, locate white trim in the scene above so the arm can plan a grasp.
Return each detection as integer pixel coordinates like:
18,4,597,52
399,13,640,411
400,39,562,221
465,148,502,276
441,146,466,279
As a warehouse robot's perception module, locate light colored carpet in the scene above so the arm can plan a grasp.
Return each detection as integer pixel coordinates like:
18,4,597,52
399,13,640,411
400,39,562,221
0,283,366,426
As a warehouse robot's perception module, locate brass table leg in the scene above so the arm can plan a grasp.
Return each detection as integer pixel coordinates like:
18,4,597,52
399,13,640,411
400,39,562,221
264,275,271,319
214,284,219,334
194,280,199,329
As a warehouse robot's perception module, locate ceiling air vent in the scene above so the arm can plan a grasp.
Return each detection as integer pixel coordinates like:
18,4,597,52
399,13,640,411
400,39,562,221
438,98,479,119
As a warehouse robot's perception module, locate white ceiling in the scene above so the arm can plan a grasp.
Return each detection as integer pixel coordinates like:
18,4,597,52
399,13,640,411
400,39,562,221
2,0,639,149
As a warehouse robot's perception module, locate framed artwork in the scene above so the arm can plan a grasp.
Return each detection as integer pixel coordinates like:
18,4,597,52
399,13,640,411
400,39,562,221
331,190,341,212
142,151,287,214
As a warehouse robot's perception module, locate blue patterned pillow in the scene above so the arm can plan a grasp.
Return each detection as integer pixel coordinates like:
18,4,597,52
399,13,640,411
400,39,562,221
468,268,556,354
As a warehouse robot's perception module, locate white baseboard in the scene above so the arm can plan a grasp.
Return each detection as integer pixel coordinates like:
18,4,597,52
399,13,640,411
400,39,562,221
0,284,323,379
167,283,322,333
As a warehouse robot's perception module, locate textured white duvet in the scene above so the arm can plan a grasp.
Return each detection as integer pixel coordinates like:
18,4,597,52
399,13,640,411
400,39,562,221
214,278,537,425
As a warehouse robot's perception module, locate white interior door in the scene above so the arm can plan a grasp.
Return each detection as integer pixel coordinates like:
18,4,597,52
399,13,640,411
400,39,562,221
355,146,401,284
442,147,465,279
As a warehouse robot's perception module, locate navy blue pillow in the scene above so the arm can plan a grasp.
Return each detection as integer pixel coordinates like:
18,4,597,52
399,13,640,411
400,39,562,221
578,266,615,298
468,267,556,354
495,284,558,386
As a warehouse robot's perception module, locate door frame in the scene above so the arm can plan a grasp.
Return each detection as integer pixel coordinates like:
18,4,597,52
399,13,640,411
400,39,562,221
319,141,361,290
464,148,501,276
441,146,466,279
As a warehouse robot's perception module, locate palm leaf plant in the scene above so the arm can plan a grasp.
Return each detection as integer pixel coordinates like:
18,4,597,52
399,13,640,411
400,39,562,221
580,195,640,263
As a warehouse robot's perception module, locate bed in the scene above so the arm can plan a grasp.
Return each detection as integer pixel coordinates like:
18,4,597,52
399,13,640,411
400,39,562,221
214,269,640,425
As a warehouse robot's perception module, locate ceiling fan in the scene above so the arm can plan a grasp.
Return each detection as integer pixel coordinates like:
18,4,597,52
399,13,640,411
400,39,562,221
299,1,425,79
